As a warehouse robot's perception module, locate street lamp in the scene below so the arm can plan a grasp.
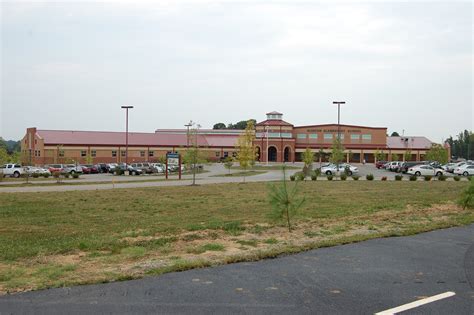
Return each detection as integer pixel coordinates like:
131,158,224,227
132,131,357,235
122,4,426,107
121,105,134,170
333,101,346,171
185,121,193,148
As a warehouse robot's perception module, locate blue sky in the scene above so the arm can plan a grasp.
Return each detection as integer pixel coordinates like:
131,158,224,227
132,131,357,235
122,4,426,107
1,0,472,142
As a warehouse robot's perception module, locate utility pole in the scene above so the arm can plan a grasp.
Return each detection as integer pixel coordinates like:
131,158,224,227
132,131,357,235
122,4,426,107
333,101,346,171
121,105,133,172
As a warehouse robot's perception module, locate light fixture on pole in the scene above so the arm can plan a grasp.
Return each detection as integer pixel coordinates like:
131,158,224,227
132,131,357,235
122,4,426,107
332,101,345,170
121,105,134,171
185,121,193,148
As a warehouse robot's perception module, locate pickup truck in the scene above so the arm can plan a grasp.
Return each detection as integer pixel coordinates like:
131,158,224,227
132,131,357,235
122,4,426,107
0,164,26,178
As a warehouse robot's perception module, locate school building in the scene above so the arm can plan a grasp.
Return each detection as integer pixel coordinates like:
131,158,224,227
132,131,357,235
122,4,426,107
21,111,446,165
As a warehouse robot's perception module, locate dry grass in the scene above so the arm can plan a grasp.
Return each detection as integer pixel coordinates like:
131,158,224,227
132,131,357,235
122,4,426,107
0,181,472,294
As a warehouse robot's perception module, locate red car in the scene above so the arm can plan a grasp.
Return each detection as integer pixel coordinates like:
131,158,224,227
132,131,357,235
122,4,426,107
46,164,64,173
375,161,387,169
81,165,99,174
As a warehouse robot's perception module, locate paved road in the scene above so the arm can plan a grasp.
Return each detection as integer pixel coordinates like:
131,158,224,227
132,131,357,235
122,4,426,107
1,225,473,314
0,163,467,193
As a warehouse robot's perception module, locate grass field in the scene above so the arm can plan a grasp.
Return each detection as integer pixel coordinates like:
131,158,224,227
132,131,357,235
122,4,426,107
0,181,472,294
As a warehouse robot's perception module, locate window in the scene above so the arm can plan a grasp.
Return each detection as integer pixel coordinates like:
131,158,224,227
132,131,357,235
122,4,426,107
281,133,292,138
121,151,126,157
91,150,96,157
112,150,117,157
149,151,154,157
268,132,280,138
351,134,360,140
216,152,220,157
362,134,372,141
81,150,87,157
140,151,145,157
224,152,229,157
309,134,318,139
297,134,307,139
59,150,65,157
335,134,344,140
324,134,333,140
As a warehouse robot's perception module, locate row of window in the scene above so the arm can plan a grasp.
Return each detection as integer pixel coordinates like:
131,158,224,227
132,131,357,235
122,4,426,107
297,134,372,141
58,150,157,158
256,132,292,138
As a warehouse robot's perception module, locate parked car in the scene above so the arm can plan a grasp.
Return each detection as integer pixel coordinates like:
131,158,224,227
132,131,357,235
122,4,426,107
130,162,155,174
96,163,108,173
151,163,165,173
321,163,358,176
114,164,143,175
81,164,99,174
0,164,26,178
386,161,403,172
64,164,83,174
106,163,118,173
399,162,423,174
454,164,474,176
46,164,64,173
24,166,51,176
375,161,387,169
407,165,445,177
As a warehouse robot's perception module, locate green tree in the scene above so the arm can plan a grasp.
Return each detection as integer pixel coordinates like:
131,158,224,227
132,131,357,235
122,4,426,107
0,147,9,165
302,148,314,178
85,153,94,164
391,132,400,137
183,123,206,185
223,156,234,174
329,139,344,167
404,150,412,162
267,166,305,232
213,123,226,130
375,149,386,162
425,144,449,164
236,120,256,183
391,153,399,161
459,179,474,209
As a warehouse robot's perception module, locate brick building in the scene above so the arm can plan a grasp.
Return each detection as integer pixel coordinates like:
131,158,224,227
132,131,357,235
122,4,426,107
21,111,446,165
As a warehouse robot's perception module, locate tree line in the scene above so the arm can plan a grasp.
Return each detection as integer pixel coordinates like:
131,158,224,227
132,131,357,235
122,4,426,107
213,119,256,130
0,138,21,164
446,130,474,160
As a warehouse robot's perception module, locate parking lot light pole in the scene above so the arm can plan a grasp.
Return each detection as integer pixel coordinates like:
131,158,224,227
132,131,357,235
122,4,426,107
333,101,345,172
185,121,193,148
121,106,134,171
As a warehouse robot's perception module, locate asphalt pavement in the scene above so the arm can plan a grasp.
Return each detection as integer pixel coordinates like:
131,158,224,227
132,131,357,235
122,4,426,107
1,225,473,314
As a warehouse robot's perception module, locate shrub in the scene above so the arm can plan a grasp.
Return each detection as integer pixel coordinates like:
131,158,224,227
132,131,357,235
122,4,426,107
297,173,305,181
409,175,417,181
424,175,432,181
438,174,447,181
64,173,70,179
352,175,360,181
314,169,321,177
395,175,403,181
72,173,80,179
32,173,40,178
453,176,461,182
459,178,474,209
340,174,347,181
290,175,295,181
381,176,387,181
366,174,374,181
327,175,333,181
311,175,317,181
43,173,50,178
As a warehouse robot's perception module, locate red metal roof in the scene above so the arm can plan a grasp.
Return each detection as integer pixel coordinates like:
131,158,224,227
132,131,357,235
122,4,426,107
36,130,240,148
256,120,294,127
266,111,283,115
387,137,433,149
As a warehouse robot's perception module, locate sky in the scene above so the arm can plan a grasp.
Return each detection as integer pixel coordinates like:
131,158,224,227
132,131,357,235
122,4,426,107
1,0,472,142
